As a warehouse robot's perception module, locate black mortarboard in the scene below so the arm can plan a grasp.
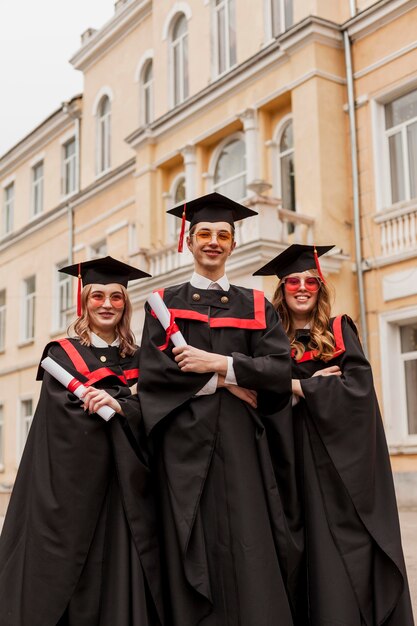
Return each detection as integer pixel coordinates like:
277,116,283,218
253,244,334,280
59,256,151,315
167,192,257,252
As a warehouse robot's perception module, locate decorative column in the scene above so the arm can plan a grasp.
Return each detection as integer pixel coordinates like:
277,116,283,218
239,108,260,189
182,144,197,200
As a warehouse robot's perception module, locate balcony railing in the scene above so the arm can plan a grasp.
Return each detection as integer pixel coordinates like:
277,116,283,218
146,195,315,277
375,202,417,257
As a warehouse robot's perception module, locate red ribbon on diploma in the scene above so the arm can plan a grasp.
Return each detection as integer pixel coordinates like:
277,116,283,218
67,378,84,393
158,310,181,351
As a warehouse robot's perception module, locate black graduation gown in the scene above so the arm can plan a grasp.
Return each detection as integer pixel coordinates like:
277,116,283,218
139,283,303,626
0,339,163,626
292,315,414,626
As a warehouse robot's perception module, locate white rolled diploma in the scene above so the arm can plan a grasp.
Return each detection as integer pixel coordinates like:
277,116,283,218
41,356,115,421
147,292,187,348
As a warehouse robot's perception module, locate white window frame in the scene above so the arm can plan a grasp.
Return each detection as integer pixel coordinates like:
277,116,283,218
18,396,34,458
371,79,417,212
53,261,72,333
166,174,186,244
96,96,112,176
0,403,4,470
141,60,154,125
272,115,296,213
170,13,189,107
31,161,44,218
212,0,236,78
2,182,14,236
379,305,417,452
62,136,77,198
0,289,5,351
265,0,293,40
21,275,36,342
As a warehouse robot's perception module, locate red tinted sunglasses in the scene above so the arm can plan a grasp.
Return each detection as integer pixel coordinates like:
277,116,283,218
89,292,125,308
283,276,322,293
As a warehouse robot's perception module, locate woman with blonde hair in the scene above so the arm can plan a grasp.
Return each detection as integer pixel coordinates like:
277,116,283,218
0,257,164,626
254,244,414,626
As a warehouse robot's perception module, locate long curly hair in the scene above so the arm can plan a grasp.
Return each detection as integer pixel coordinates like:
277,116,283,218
69,284,136,357
272,269,336,362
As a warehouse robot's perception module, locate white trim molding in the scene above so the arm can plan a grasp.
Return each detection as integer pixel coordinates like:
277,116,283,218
162,2,192,41
134,49,154,82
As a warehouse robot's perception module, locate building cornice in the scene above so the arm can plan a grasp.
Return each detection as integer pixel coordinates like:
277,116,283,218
344,0,417,41
0,96,82,178
126,17,344,151
70,0,152,72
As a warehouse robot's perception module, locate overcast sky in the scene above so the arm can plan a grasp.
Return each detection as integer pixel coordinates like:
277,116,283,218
0,0,116,157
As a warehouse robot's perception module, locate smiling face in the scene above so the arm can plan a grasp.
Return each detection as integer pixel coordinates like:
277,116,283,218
283,271,320,325
186,221,236,279
86,283,125,337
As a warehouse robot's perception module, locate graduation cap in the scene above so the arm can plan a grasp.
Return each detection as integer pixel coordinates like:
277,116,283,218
59,256,151,316
167,192,258,252
253,244,334,281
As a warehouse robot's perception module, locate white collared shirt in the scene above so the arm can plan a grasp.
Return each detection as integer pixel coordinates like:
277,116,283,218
190,272,237,395
90,332,120,348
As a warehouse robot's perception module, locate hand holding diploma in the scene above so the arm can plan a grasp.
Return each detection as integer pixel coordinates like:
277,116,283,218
41,356,116,421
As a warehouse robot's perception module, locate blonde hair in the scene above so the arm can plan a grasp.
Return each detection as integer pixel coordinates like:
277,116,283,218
69,284,136,357
272,269,336,362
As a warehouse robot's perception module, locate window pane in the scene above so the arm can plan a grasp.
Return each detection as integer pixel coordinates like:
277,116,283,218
173,15,187,39
385,88,417,129
281,153,296,212
271,0,282,36
284,0,293,29
100,96,110,116
25,276,36,295
404,359,417,435
217,4,226,74
215,139,246,182
228,0,236,66
174,178,186,204
280,121,293,152
0,405,3,466
144,61,153,83
407,121,417,199
388,132,405,203
215,175,246,200
400,323,417,353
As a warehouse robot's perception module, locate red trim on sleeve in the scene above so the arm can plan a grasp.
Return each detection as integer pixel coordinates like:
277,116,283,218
56,339,91,377
124,369,139,380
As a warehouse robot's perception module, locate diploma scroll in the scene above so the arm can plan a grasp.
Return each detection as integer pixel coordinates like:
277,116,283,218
41,356,115,421
147,292,187,348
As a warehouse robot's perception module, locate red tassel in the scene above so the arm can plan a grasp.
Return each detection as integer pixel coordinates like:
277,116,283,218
77,263,82,317
313,246,326,283
177,203,187,253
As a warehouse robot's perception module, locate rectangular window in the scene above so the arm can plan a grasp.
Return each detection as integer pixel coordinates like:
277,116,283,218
20,399,33,452
56,262,72,330
32,161,44,216
3,183,14,235
385,88,417,205
271,0,293,37
0,404,4,468
0,289,5,351
63,138,77,196
215,0,236,75
22,276,36,341
400,323,417,436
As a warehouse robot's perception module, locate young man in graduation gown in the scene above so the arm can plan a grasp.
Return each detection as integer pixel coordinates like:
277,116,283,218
138,193,303,626
0,258,164,626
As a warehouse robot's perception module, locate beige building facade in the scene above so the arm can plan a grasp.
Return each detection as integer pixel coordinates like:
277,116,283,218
1,0,416,512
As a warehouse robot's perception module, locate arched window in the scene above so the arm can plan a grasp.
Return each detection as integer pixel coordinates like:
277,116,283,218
97,96,111,174
142,60,154,125
171,14,189,106
167,175,186,243
214,0,236,76
269,0,293,37
213,137,247,200
279,120,295,213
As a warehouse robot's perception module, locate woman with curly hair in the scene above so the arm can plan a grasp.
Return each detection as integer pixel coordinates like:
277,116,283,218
0,257,164,626
254,245,414,626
